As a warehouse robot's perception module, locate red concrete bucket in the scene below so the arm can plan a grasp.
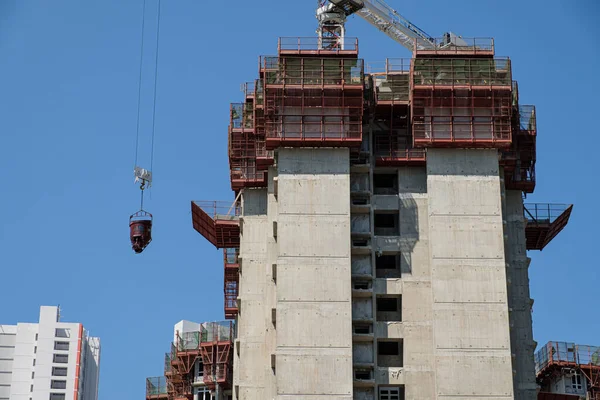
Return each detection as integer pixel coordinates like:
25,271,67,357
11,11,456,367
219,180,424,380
129,210,153,254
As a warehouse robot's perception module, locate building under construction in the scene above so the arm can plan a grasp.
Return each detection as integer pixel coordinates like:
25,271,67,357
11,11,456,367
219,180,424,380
189,2,574,399
146,320,234,400
535,341,600,399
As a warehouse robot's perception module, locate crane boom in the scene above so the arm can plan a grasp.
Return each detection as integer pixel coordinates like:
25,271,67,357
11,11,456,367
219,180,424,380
317,0,438,51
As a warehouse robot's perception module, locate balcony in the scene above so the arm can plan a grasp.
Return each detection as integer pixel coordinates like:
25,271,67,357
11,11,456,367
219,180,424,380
191,201,240,249
524,204,573,250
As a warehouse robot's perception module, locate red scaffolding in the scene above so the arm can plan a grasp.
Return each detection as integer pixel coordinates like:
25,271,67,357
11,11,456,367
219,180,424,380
165,323,235,400
261,40,365,149
191,201,240,249
223,248,239,320
524,203,573,251
503,102,537,192
411,57,513,148
536,341,600,399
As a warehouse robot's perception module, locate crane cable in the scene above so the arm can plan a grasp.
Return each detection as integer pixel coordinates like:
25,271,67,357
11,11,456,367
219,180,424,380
133,0,162,210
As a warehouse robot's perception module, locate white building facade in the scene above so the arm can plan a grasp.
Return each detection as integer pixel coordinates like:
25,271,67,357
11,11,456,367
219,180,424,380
0,306,100,400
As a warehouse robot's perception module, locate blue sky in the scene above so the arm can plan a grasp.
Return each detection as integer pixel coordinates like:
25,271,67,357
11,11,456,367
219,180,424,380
0,0,598,398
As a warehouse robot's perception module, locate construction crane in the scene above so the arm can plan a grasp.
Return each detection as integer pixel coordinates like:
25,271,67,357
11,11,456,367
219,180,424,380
316,0,456,51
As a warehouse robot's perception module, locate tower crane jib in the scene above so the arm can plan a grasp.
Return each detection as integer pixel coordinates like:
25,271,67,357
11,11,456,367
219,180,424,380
316,0,439,51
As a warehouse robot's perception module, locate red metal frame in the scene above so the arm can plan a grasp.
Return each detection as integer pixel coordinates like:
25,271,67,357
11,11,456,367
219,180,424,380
223,248,239,319
165,322,235,399
261,52,364,149
411,57,512,148
278,37,359,57
200,323,234,391
368,58,411,106
413,37,495,57
524,204,573,250
412,87,512,148
503,104,537,192
373,104,426,166
191,201,240,249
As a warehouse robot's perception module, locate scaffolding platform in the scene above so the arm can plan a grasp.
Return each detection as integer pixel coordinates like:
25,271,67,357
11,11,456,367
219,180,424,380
412,87,513,148
524,204,573,250
146,377,168,400
368,59,411,105
191,201,240,249
414,36,495,57
503,104,537,192
536,341,600,399
223,248,239,320
166,322,235,398
278,37,359,57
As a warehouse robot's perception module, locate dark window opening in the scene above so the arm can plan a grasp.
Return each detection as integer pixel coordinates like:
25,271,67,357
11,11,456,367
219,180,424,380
377,298,398,312
377,296,402,322
352,239,369,247
374,173,398,195
351,196,369,206
379,341,400,356
374,212,399,236
376,254,401,278
353,323,372,335
51,367,67,377
54,341,69,351
354,368,372,380
353,280,371,290
378,340,403,367
51,380,67,390
53,354,68,364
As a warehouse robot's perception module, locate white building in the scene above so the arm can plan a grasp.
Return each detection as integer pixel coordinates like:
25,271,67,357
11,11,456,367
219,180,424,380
0,306,100,400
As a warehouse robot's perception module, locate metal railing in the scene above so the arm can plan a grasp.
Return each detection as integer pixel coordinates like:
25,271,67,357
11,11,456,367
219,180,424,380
278,37,359,53
265,119,362,141
230,103,254,130
412,57,512,87
192,201,240,220
415,37,494,54
518,105,536,134
163,353,171,374
146,376,167,396
262,58,364,86
242,81,255,98
174,321,235,352
535,341,600,374
366,58,411,74
524,204,571,225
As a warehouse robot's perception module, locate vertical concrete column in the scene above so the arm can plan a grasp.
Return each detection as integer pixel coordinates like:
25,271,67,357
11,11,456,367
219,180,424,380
275,148,353,399
503,189,537,400
426,149,514,399
234,188,270,400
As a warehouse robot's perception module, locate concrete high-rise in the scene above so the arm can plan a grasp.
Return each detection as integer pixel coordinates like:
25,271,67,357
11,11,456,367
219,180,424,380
191,36,573,400
0,306,100,400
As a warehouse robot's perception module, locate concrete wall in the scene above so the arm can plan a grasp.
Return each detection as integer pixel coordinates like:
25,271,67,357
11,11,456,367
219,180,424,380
426,149,514,399
276,148,353,399
503,189,537,400
372,166,435,400
234,187,275,400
